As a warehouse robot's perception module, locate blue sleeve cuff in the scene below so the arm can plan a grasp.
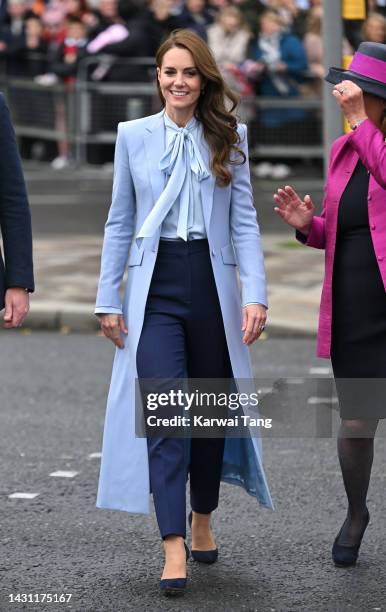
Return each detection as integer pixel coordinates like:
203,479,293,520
243,302,268,308
94,306,123,316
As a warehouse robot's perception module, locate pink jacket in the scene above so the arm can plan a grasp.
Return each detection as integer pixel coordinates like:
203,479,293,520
301,119,386,358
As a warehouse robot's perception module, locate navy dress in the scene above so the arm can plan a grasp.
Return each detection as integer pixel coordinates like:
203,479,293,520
331,159,386,419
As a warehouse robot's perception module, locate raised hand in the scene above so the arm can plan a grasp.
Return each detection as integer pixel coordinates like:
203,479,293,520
332,80,367,128
273,185,315,235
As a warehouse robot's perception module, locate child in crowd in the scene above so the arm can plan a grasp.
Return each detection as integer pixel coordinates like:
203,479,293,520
51,16,88,168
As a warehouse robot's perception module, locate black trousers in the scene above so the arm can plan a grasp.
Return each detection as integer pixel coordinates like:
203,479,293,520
136,239,233,539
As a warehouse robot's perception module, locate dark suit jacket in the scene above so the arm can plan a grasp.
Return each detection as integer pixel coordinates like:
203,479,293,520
0,93,34,310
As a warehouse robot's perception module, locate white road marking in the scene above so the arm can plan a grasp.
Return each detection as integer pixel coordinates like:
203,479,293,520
307,396,338,405
49,470,79,478
88,452,101,459
286,378,305,384
309,367,331,375
257,387,274,394
9,492,39,499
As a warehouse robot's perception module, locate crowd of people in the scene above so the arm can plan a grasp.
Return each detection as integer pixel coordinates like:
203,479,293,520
0,0,385,169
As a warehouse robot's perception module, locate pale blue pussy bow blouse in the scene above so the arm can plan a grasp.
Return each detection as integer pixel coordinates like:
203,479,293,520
136,110,210,242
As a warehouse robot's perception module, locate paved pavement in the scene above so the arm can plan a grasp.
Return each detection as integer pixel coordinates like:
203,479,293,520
1,334,385,612
23,163,325,336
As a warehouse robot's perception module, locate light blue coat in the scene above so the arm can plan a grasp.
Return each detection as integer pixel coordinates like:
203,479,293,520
95,109,273,514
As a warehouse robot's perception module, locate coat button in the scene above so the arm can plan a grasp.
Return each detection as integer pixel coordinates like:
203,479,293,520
211,249,216,256
378,256,383,262
368,195,372,201
371,224,376,230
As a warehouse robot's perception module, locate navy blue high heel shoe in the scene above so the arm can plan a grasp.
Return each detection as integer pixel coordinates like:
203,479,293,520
160,542,190,596
188,511,218,564
332,509,370,568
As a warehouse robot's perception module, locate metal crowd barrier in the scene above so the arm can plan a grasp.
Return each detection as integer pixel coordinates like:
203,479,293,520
245,96,323,158
0,55,323,165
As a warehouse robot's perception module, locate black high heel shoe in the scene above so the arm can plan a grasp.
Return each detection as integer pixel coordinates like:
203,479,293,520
188,511,218,564
332,509,370,568
160,542,190,596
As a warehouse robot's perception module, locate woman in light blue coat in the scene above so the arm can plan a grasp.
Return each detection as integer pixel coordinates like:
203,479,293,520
95,29,273,596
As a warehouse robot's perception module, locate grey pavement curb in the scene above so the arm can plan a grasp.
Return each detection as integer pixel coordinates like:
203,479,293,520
25,305,100,332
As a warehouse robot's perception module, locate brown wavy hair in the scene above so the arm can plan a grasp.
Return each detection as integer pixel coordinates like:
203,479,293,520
155,29,246,187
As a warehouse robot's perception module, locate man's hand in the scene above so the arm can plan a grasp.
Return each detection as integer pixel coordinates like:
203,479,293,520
3,288,29,328
242,304,267,345
99,313,128,349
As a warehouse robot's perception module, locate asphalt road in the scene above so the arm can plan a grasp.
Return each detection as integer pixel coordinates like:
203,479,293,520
1,334,385,612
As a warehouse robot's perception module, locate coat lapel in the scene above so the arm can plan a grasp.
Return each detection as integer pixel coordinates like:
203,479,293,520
197,127,216,235
143,111,166,207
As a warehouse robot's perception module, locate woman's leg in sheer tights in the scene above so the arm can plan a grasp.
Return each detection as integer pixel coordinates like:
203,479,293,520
336,418,379,545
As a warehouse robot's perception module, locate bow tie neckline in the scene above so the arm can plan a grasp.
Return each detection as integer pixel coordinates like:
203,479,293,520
136,110,210,243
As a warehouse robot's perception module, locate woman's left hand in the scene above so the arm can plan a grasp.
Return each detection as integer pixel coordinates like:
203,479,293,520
242,304,267,345
332,80,368,127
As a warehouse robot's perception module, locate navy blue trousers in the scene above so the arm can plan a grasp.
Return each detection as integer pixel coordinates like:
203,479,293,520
136,239,233,539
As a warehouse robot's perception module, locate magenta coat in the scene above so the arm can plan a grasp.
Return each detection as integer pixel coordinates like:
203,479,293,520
301,119,386,358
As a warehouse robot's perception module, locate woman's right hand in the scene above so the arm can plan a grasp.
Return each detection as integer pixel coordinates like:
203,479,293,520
273,186,315,235
99,314,128,349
